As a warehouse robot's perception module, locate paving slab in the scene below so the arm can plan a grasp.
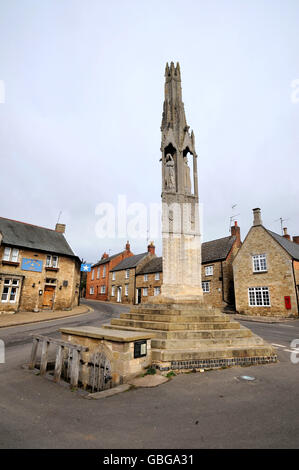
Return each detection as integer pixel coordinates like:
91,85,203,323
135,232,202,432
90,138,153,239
128,374,169,387
86,384,131,399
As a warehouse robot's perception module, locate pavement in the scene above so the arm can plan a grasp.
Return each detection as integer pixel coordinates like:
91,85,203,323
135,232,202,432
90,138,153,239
231,313,292,323
0,303,92,328
1,299,299,448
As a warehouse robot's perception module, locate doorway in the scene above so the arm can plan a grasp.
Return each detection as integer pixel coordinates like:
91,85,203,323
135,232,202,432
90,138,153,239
43,286,55,309
136,288,142,304
117,287,122,303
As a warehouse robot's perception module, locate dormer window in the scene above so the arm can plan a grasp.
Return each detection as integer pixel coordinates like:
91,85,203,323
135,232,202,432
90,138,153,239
3,247,19,263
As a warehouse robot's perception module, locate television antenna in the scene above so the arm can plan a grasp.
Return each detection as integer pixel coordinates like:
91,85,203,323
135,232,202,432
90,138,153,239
274,217,290,235
229,204,240,232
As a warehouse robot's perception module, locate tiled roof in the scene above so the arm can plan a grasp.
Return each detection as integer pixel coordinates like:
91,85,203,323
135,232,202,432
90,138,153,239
201,236,236,264
111,253,149,272
266,229,299,261
92,251,125,268
0,217,76,257
138,257,162,275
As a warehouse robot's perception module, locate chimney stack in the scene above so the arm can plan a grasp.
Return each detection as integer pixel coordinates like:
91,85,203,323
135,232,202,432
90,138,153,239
101,252,109,259
292,236,299,245
231,221,241,247
125,240,130,252
55,223,66,234
283,228,291,240
147,241,155,255
252,208,262,226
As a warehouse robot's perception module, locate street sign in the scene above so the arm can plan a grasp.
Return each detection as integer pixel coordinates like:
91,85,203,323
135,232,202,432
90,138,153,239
80,263,91,272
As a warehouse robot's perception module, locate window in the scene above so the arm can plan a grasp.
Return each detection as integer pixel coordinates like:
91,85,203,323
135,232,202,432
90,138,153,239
125,269,130,279
97,267,100,279
111,286,115,296
143,287,148,296
46,255,59,268
1,278,19,303
100,285,106,294
125,284,129,296
45,278,56,284
3,247,19,263
248,287,270,306
144,274,148,281
155,272,160,280
202,281,210,293
154,287,160,296
252,254,267,272
112,272,116,281
205,266,213,276
103,266,106,278
91,269,94,280
89,286,94,295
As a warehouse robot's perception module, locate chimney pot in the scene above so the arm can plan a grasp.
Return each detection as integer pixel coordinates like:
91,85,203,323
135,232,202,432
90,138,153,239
101,252,109,259
283,228,291,240
125,240,130,252
55,223,66,234
147,241,155,255
252,208,262,226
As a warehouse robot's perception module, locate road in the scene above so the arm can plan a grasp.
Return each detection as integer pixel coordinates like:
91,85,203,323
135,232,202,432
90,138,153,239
1,300,299,449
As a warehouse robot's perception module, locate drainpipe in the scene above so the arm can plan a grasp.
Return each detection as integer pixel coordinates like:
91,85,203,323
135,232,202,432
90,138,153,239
291,261,299,316
221,261,225,303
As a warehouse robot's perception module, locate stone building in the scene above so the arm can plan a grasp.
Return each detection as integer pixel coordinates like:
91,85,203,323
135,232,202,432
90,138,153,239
108,243,156,304
85,241,133,301
0,217,80,312
135,256,163,304
233,208,299,317
201,222,241,308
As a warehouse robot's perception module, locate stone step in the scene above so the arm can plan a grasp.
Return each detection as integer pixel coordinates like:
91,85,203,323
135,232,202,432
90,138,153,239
130,306,223,316
152,345,275,362
102,324,252,340
110,318,241,331
120,313,230,323
151,334,265,350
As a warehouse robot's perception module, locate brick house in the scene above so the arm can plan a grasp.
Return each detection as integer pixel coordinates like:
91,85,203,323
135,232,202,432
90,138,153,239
233,208,299,317
135,256,163,303
201,222,242,308
85,241,133,301
108,242,156,304
0,217,80,312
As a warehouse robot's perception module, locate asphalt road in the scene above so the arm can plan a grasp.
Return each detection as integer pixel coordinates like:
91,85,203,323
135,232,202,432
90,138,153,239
1,300,299,449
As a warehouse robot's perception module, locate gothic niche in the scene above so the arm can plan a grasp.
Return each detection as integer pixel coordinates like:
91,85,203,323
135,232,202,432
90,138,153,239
164,143,176,192
183,147,193,195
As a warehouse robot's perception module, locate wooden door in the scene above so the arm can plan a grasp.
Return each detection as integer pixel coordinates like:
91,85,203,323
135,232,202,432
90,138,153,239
43,286,55,309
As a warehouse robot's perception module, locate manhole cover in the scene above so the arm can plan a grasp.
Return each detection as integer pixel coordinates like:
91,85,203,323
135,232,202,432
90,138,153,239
239,375,256,381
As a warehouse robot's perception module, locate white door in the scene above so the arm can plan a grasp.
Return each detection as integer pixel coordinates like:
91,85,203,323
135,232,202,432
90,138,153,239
117,287,122,303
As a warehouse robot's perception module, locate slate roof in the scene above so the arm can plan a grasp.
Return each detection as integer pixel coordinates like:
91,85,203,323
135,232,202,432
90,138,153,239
201,236,236,264
92,251,124,268
266,229,299,261
0,217,76,258
111,253,149,272
138,257,162,275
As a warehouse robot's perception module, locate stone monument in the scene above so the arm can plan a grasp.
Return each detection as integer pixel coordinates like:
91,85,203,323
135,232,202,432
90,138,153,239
103,62,277,371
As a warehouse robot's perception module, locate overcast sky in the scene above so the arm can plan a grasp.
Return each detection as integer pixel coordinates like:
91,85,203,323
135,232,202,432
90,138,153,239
0,0,298,262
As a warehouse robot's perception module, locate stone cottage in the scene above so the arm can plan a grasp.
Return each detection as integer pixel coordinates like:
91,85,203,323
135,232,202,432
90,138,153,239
108,242,156,304
135,256,163,303
85,241,133,301
233,208,299,317
0,217,80,312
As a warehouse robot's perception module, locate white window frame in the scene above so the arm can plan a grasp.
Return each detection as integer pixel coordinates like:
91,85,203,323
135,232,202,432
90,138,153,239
144,274,148,281
1,278,20,303
125,269,130,279
248,287,270,307
100,285,106,294
46,255,59,268
252,254,267,273
205,266,213,276
3,247,19,263
155,272,160,280
103,265,106,278
154,287,160,296
112,272,116,281
91,269,94,280
202,281,210,293
143,287,148,297
111,285,115,297
89,286,94,295
97,267,100,279
125,284,129,296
